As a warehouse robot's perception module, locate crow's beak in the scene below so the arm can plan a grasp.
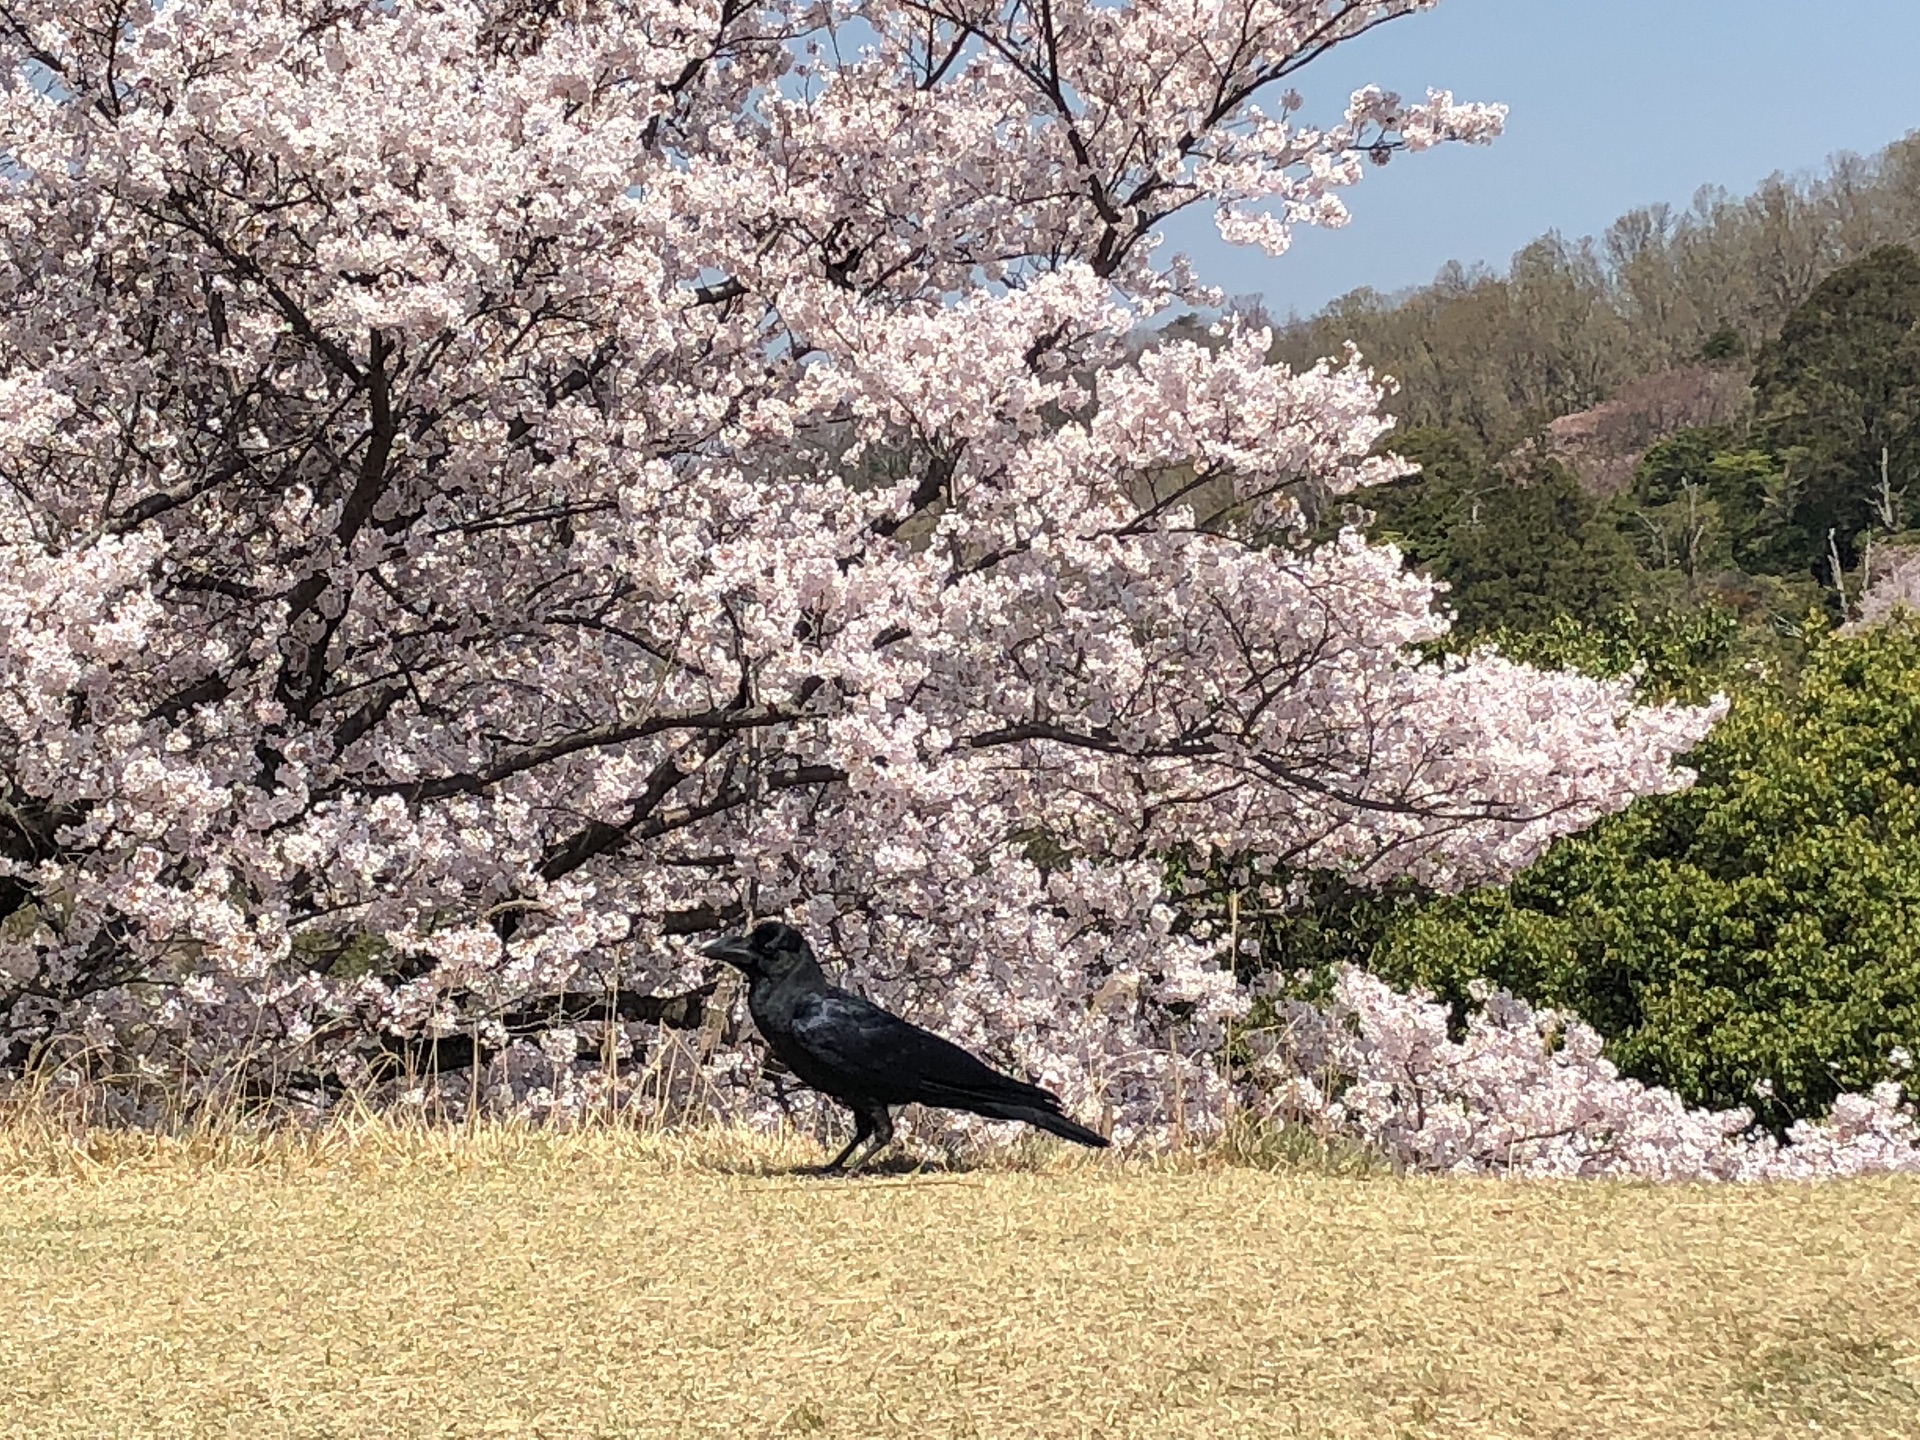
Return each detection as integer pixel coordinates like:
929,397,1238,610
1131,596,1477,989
700,933,755,970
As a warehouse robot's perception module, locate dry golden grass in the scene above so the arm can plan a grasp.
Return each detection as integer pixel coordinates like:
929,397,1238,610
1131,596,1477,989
1,1114,1917,1440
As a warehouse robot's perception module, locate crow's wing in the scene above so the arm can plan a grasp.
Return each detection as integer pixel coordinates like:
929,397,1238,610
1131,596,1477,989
786,988,1060,1111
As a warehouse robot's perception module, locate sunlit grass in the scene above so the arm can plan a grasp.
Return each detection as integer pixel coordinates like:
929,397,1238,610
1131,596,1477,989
1,1107,1916,1439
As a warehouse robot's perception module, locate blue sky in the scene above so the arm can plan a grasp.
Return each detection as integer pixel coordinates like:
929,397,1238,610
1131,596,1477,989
1161,0,1920,319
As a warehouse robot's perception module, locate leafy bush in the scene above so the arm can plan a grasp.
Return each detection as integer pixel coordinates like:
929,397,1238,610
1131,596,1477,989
1369,619,1920,1127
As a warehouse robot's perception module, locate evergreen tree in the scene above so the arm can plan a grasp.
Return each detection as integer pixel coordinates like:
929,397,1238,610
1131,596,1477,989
1364,429,1641,639
1753,245,1920,575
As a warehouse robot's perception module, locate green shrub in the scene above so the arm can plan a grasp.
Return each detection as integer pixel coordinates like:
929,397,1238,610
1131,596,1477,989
1369,619,1920,1127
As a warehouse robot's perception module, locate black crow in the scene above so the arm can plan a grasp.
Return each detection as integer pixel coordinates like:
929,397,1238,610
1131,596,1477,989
701,922,1109,1172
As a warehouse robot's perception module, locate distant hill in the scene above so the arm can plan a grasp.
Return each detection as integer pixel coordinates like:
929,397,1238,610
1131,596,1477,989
1260,132,1920,451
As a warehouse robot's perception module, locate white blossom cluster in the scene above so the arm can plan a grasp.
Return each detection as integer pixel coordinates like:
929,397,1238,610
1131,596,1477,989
0,1,1842,1166
1252,971,1920,1180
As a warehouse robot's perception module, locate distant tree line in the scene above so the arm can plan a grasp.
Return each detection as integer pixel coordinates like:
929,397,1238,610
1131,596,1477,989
1344,240,1920,623
1262,132,1920,449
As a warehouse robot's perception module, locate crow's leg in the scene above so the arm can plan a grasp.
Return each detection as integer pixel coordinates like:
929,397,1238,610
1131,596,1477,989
842,1106,895,1174
819,1107,875,1173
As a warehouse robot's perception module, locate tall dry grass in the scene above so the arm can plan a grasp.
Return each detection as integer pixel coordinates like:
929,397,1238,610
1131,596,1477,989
2,1093,1917,1439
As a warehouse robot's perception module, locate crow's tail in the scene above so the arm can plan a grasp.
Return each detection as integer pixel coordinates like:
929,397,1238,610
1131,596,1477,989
1022,1106,1110,1148
969,1099,1110,1148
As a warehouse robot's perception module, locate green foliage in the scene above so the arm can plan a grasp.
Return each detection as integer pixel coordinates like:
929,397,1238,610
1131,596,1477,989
1359,421,1829,672
1753,244,1920,574
1699,323,1745,362
1472,601,1746,706
1366,620,1920,1127
1633,429,1740,509
1627,429,1796,576
1365,428,1643,641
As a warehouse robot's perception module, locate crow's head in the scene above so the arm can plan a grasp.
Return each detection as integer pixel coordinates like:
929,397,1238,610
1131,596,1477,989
700,921,813,980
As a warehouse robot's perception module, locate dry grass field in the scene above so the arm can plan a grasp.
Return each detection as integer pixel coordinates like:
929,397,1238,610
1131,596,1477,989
1,1118,1917,1440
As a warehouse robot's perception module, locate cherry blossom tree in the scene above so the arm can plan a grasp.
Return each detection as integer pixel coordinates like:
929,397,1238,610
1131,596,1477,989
0,0,1728,1137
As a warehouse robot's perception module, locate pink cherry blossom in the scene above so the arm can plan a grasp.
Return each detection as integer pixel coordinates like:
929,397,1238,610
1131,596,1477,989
1251,970,1920,1180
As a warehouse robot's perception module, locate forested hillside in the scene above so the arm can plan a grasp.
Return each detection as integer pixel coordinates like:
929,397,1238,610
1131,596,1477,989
1219,135,1920,638
1267,133,1920,448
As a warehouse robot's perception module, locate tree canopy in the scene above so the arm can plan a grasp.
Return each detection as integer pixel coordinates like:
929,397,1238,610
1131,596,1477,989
1270,136,1920,449
1753,245,1920,575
